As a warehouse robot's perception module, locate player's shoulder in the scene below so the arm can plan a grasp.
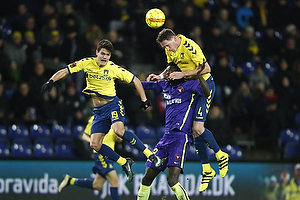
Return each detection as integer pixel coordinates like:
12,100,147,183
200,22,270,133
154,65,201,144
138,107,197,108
78,57,96,63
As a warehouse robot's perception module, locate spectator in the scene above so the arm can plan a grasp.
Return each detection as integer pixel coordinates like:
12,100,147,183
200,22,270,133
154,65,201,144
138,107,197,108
240,25,261,63
205,105,233,146
28,62,48,105
41,85,64,126
259,25,282,63
62,82,85,126
58,3,80,37
40,17,61,45
249,64,270,90
42,30,64,75
252,0,270,31
229,81,254,135
23,30,42,78
8,82,38,125
236,0,253,30
3,61,22,90
0,82,9,125
223,24,243,64
108,0,131,35
7,31,27,68
276,76,297,129
108,30,129,66
272,59,294,90
178,5,199,36
203,25,225,63
213,8,233,35
280,37,299,68
211,0,236,23
212,55,237,108
8,3,30,31
269,0,292,32
199,8,214,38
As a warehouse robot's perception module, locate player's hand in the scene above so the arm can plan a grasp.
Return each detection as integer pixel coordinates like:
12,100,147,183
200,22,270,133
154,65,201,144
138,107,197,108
169,71,184,80
146,74,160,82
41,79,54,92
196,58,206,74
140,100,151,110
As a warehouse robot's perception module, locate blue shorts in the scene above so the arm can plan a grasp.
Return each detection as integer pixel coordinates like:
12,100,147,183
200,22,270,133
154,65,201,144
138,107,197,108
92,153,115,179
91,97,125,134
146,131,192,174
194,75,215,122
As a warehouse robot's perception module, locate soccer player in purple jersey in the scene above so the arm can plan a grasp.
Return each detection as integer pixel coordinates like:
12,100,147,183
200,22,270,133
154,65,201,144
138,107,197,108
147,28,229,192
137,62,209,200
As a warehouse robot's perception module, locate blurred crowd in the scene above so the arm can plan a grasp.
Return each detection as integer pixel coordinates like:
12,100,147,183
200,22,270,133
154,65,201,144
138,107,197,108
1,0,300,157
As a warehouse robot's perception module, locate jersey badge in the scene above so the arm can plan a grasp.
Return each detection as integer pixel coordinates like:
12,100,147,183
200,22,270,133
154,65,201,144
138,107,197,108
177,86,184,93
70,62,77,68
175,154,181,160
180,53,184,59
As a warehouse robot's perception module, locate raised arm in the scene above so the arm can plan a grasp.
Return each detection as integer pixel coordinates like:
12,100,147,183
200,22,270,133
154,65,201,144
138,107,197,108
169,61,211,80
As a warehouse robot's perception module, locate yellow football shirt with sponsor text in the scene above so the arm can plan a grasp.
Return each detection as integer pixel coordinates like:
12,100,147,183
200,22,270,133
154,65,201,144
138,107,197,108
67,57,135,99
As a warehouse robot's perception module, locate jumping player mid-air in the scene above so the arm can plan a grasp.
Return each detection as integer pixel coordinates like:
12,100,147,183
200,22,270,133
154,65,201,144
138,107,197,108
147,28,229,192
42,39,162,182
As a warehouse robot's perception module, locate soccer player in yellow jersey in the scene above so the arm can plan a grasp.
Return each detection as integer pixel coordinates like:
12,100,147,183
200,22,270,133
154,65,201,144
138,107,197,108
147,28,229,192
58,116,121,200
42,39,161,183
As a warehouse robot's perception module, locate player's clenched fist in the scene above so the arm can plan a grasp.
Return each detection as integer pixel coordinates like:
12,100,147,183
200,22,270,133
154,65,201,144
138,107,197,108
41,79,54,92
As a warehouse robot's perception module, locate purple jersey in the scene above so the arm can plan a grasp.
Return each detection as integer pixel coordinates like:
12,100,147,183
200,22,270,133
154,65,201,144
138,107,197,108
142,80,204,136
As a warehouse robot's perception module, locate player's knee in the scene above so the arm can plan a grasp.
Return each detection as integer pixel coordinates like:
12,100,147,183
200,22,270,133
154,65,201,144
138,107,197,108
192,126,205,136
113,129,124,138
109,179,119,187
167,177,177,187
90,141,101,151
93,182,103,190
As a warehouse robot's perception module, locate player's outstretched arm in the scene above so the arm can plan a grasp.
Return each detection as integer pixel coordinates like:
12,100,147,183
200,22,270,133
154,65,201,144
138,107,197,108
132,76,151,110
41,68,69,92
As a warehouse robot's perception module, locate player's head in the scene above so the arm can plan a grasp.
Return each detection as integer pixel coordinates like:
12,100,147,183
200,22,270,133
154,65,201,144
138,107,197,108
96,39,114,67
165,62,184,85
156,28,179,52
96,39,114,53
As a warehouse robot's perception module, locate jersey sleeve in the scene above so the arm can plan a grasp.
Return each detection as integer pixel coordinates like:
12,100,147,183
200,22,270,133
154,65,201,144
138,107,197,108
142,81,163,93
67,59,84,74
113,65,135,84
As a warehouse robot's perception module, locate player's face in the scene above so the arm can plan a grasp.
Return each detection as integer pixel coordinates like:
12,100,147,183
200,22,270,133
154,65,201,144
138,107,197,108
160,36,178,52
96,48,111,67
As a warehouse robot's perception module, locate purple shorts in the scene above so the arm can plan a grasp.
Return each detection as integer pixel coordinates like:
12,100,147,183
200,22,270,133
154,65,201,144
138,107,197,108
146,131,192,173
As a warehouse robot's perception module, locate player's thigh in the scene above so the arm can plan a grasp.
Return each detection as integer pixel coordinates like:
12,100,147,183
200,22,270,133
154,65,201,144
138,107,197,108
105,170,119,187
142,167,160,186
93,173,107,190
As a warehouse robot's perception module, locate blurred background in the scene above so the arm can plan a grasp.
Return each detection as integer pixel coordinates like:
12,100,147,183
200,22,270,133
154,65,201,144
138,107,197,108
0,0,300,162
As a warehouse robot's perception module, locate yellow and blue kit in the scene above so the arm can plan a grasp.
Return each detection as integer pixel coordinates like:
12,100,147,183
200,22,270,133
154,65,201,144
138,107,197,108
85,116,117,178
67,57,134,134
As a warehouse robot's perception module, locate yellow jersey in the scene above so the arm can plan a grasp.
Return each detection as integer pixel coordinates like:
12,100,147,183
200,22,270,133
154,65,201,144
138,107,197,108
165,34,211,80
84,116,116,151
67,57,135,99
